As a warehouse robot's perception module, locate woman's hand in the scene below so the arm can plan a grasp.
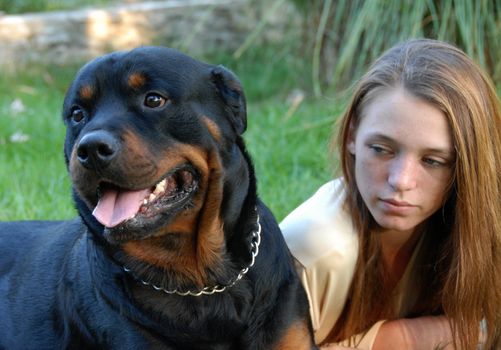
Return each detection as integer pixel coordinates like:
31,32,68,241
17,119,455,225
372,316,454,350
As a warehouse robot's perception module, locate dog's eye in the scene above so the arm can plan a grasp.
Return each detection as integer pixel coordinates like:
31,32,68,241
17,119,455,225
144,93,167,108
71,107,85,123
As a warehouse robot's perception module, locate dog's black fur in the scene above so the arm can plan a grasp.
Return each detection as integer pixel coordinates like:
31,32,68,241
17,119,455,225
0,47,316,349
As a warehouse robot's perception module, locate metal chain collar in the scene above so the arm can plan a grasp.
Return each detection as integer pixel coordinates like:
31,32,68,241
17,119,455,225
123,209,262,297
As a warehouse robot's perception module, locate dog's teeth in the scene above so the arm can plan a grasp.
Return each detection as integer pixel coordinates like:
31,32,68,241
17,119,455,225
154,179,167,195
143,199,148,205
149,193,156,202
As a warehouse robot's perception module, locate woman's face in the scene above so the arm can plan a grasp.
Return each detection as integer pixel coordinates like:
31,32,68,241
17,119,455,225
348,87,455,235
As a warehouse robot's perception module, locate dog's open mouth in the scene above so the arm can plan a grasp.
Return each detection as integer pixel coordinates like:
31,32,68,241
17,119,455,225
92,165,198,229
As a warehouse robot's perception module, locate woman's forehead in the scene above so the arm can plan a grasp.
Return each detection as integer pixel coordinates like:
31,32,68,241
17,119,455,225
357,87,454,153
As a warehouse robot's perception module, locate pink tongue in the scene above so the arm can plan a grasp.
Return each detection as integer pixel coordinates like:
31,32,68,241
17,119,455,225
92,188,151,228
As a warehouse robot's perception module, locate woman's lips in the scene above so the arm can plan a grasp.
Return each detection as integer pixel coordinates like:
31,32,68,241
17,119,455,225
379,198,416,214
381,198,413,207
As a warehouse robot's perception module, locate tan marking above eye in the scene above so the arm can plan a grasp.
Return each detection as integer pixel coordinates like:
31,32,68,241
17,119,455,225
79,85,94,100
128,73,147,89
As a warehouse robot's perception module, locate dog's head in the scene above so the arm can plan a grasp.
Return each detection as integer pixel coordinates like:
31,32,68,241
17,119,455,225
63,47,250,248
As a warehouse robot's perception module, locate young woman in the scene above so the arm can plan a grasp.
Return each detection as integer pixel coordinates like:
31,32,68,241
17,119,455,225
281,39,501,349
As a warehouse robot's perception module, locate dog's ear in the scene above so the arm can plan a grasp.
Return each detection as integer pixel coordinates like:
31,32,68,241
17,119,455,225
211,65,247,134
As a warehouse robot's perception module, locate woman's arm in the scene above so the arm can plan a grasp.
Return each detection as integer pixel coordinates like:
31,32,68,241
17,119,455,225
321,316,454,350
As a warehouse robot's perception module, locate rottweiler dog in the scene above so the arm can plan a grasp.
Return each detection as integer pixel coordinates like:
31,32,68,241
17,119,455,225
0,47,316,349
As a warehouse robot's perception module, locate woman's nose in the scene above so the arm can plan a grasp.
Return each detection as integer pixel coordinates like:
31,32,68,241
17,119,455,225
388,156,418,191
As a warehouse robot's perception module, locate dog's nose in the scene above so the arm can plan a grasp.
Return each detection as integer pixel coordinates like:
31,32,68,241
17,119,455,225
76,131,119,169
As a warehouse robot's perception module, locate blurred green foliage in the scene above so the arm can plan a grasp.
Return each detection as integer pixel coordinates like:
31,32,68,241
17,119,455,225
0,0,113,14
285,0,501,96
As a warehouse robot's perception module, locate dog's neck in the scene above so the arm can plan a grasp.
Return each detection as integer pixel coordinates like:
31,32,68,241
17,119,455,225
121,207,261,296
94,209,259,303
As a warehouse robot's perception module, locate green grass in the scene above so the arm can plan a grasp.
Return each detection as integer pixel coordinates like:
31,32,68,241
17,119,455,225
245,97,340,220
0,0,115,14
0,65,76,220
0,49,340,222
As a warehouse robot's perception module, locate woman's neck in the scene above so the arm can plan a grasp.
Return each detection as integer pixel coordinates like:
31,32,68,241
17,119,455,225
377,225,425,289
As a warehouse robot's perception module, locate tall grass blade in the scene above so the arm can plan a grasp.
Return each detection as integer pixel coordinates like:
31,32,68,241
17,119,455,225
312,0,333,98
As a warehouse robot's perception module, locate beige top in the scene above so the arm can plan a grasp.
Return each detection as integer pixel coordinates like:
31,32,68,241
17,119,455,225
280,179,424,349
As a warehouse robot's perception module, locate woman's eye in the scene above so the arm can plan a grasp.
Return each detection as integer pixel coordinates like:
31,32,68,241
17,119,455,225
369,145,391,155
144,93,167,108
423,157,446,167
71,107,85,123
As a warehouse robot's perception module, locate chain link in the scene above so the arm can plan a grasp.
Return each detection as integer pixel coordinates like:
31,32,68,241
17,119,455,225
123,208,262,297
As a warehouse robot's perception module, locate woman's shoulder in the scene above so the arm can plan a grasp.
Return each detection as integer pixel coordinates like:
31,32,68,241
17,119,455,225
280,179,358,269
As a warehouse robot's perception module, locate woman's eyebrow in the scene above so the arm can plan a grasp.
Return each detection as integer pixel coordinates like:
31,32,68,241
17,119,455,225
364,132,396,144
